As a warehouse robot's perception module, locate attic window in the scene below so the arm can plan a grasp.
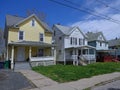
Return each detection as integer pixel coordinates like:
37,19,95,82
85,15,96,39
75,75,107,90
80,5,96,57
32,19,35,26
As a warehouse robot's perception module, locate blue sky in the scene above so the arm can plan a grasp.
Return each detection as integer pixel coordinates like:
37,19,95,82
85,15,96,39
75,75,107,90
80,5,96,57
1,0,120,40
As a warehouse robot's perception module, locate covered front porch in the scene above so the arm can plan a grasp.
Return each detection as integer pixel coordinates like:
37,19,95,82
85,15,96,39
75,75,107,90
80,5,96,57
65,45,96,65
8,41,56,69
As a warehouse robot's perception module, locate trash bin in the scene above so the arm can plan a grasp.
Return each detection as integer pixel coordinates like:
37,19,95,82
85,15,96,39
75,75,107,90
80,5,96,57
0,62,4,69
4,60,11,69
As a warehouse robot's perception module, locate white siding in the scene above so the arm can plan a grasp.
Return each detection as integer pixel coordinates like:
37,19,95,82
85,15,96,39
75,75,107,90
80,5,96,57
64,28,87,48
96,41,108,50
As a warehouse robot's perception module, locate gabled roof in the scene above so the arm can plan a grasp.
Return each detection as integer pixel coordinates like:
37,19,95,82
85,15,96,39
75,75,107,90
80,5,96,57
6,14,52,33
6,15,24,27
108,38,120,47
86,32,107,42
53,24,87,38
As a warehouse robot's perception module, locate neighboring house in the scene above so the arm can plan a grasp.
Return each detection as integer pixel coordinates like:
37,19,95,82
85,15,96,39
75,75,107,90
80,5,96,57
0,29,5,61
52,24,96,65
86,32,109,61
4,14,56,69
108,38,120,58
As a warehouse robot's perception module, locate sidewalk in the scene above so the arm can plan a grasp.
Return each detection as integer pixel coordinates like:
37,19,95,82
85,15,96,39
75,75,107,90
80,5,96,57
18,70,120,90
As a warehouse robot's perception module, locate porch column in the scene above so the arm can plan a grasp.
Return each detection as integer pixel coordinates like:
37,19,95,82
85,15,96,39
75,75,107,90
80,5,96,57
73,49,76,65
11,45,14,69
88,49,90,64
64,49,66,65
29,46,31,61
76,49,78,66
54,47,56,65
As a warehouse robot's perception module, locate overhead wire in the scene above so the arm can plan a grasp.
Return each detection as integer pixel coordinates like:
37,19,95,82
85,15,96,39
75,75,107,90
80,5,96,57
49,0,120,25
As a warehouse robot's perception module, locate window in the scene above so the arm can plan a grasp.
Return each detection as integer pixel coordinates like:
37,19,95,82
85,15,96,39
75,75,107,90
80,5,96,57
59,37,62,40
32,19,35,26
38,49,44,56
54,30,56,36
70,37,72,45
75,38,77,45
19,31,24,40
100,42,102,46
83,39,85,45
40,33,44,42
79,38,81,45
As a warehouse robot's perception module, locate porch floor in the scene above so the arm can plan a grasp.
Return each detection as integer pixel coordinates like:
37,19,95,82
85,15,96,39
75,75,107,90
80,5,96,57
14,62,31,70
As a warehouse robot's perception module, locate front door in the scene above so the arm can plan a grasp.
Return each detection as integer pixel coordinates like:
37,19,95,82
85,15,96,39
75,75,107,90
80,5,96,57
17,47,25,61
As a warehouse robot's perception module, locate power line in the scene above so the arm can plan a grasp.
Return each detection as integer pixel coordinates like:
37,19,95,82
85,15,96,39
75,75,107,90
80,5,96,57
49,0,120,25
64,0,120,23
96,0,120,12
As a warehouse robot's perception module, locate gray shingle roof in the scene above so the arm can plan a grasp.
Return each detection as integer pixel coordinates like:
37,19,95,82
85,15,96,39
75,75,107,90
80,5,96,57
86,32,106,42
54,24,72,35
6,14,52,33
54,24,87,38
8,41,53,47
108,38,120,47
6,15,24,26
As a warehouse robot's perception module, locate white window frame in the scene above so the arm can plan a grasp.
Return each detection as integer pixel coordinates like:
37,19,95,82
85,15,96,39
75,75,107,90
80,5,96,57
31,19,35,27
39,33,44,42
18,31,25,41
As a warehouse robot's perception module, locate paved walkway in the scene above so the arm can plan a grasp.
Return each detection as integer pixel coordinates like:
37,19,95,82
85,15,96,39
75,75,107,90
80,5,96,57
18,70,120,90
14,62,31,70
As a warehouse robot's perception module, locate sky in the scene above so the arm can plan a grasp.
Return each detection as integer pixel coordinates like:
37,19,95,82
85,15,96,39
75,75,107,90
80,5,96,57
0,0,120,40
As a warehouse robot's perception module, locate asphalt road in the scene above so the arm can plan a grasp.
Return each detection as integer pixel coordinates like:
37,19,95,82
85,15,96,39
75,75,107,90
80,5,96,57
0,69,35,90
92,80,120,90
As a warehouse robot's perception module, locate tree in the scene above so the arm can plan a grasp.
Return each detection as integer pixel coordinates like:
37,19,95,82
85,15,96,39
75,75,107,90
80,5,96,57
26,9,47,22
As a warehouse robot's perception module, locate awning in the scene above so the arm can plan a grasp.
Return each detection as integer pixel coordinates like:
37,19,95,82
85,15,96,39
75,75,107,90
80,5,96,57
8,41,55,47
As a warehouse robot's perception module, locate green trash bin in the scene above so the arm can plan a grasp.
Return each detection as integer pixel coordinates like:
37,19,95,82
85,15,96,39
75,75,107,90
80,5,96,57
4,60,10,69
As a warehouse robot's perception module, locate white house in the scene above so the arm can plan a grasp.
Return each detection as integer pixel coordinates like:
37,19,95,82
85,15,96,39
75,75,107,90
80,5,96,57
52,24,96,65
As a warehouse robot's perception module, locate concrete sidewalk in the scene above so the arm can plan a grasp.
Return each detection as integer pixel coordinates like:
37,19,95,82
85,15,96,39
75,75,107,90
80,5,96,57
18,70,120,90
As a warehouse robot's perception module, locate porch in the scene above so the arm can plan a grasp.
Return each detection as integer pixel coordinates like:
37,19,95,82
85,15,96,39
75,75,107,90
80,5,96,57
65,45,96,65
8,41,56,69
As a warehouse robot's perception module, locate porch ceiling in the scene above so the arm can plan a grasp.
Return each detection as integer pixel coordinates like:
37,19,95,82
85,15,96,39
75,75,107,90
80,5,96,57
65,45,96,49
8,41,54,47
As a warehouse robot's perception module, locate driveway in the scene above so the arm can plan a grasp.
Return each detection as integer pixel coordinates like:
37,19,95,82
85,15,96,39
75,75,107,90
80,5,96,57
0,69,35,90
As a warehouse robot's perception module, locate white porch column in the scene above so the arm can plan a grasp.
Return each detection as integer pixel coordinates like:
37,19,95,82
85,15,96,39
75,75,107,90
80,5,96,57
88,49,90,64
29,46,31,61
11,45,14,69
64,49,66,65
76,49,78,66
54,48,56,65
73,49,76,65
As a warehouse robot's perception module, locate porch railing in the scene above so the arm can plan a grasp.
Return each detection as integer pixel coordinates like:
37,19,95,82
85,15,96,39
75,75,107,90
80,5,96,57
30,56,54,62
71,55,96,61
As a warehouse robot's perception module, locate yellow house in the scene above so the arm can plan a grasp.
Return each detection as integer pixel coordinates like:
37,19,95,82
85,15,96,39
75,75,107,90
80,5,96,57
4,14,56,69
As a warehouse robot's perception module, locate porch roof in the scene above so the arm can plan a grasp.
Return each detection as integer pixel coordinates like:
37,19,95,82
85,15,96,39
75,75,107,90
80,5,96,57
8,41,54,47
97,49,116,52
65,45,96,49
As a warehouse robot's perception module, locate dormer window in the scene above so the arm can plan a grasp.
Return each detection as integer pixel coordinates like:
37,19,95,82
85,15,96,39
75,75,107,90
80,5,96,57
32,19,35,26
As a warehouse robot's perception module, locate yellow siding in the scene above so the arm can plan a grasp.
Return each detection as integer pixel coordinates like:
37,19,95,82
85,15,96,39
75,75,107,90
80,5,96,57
45,33,52,44
8,28,19,43
8,16,52,44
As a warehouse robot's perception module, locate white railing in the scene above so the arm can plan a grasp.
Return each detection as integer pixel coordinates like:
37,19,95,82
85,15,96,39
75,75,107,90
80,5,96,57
83,55,96,60
71,55,96,61
30,56,54,62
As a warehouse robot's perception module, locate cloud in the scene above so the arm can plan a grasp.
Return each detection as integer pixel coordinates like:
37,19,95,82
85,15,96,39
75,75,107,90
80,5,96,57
70,14,120,40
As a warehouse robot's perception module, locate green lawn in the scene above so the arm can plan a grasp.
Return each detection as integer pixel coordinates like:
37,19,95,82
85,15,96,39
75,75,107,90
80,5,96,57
32,62,120,83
